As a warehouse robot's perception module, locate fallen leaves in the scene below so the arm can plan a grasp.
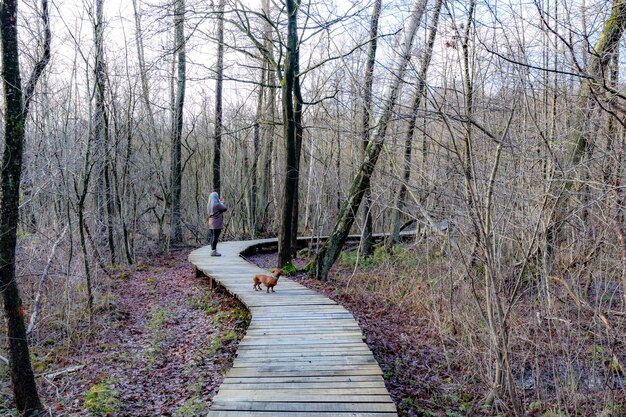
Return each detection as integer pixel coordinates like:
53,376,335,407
37,250,246,416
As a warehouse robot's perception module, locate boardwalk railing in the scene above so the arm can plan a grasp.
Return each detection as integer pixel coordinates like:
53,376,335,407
189,239,398,417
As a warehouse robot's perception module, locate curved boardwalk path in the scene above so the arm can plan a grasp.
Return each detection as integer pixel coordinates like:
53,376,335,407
189,239,398,417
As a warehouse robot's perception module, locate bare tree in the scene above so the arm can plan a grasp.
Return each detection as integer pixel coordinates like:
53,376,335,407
92,0,116,264
170,0,186,244
388,0,443,248
276,0,303,267
545,0,626,271
359,0,383,257
310,0,428,280
213,0,225,194
0,0,50,414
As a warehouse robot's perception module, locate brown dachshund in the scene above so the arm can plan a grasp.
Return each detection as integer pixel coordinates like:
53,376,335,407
253,268,283,293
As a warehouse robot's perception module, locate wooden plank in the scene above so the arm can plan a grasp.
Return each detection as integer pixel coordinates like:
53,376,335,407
236,343,370,350
219,381,387,389
236,344,370,350
224,361,380,375
232,358,378,368
235,354,373,361
217,387,391,395
246,327,362,334
210,401,397,412
209,412,397,417
239,337,366,343
214,393,393,403
225,368,383,378
242,333,364,341
220,375,385,384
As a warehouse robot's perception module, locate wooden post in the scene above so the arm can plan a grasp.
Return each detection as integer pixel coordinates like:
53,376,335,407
195,267,215,290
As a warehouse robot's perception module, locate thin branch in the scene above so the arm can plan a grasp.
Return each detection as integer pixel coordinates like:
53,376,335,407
27,225,68,335
23,0,51,120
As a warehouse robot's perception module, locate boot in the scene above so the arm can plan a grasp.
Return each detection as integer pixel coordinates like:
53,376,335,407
211,250,221,257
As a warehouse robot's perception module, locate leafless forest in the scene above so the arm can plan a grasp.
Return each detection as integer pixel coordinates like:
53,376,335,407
2,0,626,415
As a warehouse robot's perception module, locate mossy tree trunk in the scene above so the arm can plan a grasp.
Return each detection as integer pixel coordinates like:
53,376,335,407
359,0,382,257
0,0,49,414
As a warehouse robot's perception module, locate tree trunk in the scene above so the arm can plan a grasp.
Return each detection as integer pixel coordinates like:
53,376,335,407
289,62,304,257
132,0,157,139
310,0,427,280
388,0,442,249
213,0,224,194
251,64,264,238
460,0,482,267
170,0,185,244
0,0,46,413
92,0,117,264
27,226,67,335
277,0,301,267
132,0,161,237
359,0,382,257
257,0,275,235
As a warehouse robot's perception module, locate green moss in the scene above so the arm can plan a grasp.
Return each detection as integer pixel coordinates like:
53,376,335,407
230,306,251,324
223,331,238,342
207,338,221,356
174,381,207,416
599,401,625,417
416,408,438,417
84,379,122,414
134,262,149,272
118,271,132,281
188,295,217,315
148,306,168,331
281,261,298,275
541,409,569,417
174,397,207,417
339,250,375,268
212,311,226,325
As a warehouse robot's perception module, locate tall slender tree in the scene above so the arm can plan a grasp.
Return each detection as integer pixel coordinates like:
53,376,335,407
213,0,225,194
277,0,303,267
93,0,116,264
359,0,382,257
170,0,186,244
388,0,442,248
461,0,480,266
257,0,276,235
310,0,428,280
0,0,50,414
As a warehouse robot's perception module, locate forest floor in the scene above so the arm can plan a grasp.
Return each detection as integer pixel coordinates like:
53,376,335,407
1,245,468,417
2,244,624,416
1,250,249,417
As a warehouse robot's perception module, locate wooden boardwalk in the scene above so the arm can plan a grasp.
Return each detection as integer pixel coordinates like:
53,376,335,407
188,239,398,417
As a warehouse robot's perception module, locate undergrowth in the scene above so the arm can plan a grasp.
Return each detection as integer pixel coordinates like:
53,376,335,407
273,238,626,417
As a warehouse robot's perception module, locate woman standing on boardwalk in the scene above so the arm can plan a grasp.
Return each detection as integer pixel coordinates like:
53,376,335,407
207,191,227,256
